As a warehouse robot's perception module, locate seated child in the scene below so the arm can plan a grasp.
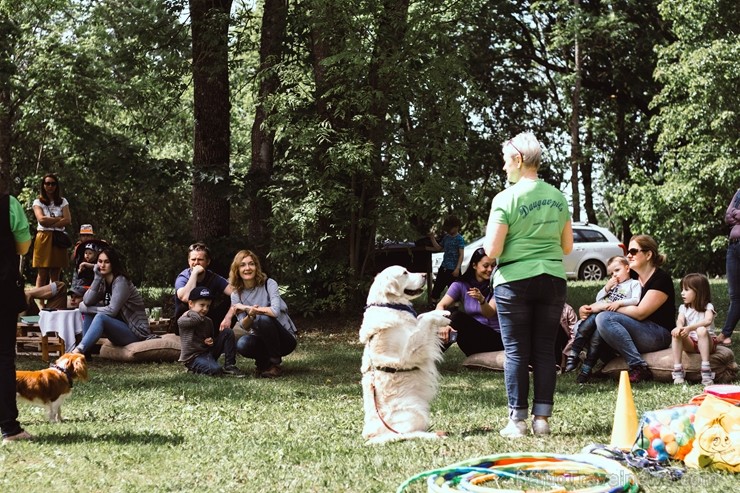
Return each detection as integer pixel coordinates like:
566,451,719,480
178,286,244,376
671,273,718,386
565,256,641,382
75,243,99,288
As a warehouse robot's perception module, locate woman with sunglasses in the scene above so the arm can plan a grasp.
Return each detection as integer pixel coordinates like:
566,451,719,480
435,248,503,355
32,173,71,289
484,132,572,439
593,235,675,384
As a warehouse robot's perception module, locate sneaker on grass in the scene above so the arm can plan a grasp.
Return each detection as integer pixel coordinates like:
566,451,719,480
499,419,528,438
223,365,246,377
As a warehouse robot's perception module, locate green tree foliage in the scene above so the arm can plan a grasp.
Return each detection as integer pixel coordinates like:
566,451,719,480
6,0,193,284
617,0,740,275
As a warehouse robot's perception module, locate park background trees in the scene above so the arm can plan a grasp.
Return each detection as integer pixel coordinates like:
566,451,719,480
0,0,737,313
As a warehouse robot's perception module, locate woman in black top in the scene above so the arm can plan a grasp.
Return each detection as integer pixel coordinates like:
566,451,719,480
594,235,675,383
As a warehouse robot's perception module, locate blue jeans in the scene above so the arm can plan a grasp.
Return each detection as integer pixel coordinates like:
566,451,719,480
594,312,671,368
722,241,740,338
186,328,237,375
494,274,566,420
236,315,296,370
78,313,141,352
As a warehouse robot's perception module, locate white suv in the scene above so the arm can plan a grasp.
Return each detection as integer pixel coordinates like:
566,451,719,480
431,222,625,281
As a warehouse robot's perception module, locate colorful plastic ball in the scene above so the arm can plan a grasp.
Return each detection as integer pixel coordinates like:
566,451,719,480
675,432,688,446
660,428,675,443
643,424,655,440
659,413,672,426
636,436,650,450
652,438,666,452
647,446,657,458
657,452,669,462
665,441,679,456
686,425,696,440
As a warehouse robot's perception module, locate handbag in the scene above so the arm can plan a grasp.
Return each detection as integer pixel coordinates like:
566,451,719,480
52,230,72,249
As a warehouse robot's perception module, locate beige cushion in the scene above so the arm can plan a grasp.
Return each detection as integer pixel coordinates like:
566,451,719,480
602,345,738,383
462,351,506,371
233,326,247,341
99,333,181,362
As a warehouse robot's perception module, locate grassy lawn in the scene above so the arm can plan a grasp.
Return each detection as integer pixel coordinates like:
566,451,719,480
4,322,737,492
3,280,737,492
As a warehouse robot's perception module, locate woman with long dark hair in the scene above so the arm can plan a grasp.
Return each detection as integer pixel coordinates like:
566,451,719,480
435,248,503,355
32,173,71,287
74,248,151,354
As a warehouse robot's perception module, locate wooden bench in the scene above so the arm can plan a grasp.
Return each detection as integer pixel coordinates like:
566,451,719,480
149,318,171,335
16,321,65,362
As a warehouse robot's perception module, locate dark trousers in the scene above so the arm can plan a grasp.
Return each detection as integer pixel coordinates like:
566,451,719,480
448,310,504,356
722,241,740,338
186,328,237,375
431,267,458,300
236,315,297,370
0,311,23,437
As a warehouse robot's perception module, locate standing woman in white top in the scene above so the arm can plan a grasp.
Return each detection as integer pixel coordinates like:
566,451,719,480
32,173,71,288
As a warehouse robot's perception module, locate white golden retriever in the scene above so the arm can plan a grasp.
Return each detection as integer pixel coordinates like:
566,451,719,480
360,265,450,444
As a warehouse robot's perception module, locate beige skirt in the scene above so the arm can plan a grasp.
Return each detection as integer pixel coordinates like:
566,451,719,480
32,230,69,269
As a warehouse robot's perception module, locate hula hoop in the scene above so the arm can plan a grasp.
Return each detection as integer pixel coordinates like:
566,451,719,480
397,452,639,493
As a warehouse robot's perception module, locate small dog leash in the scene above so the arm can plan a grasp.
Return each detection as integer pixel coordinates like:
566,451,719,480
369,366,420,435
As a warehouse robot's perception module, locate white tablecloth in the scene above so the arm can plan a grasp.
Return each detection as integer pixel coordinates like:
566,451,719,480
39,309,83,352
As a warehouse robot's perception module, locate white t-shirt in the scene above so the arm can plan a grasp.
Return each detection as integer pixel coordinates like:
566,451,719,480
33,198,69,231
679,302,716,340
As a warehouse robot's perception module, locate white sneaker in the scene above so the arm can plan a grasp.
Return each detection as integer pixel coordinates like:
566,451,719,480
701,370,715,386
672,370,685,384
532,418,551,436
499,419,528,438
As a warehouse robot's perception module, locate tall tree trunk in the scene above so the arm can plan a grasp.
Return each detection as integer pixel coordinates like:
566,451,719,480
569,0,582,222
249,0,287,262
190,0,232,240
354,0,410,276
582,115,596,223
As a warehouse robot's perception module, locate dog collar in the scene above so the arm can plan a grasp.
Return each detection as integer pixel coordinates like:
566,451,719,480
373,366,420,373
364,303,417,317
50,363,74,388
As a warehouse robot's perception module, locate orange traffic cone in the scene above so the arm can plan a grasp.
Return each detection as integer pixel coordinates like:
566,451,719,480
609,370,638,451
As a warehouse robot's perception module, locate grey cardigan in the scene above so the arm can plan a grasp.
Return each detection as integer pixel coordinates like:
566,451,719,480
81,273,151,340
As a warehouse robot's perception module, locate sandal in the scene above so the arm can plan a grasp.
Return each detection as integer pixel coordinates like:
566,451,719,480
719,337,732,346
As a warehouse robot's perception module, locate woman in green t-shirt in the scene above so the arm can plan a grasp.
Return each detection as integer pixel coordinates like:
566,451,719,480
484,132,573,439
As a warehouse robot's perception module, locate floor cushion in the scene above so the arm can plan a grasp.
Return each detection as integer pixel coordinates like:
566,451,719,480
99,333,181,362
461,346,739,384
462,351,506,371
602,346,738,383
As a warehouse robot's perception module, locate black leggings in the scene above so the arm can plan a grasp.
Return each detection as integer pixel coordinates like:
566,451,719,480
449,310,504,356
236,315,297,370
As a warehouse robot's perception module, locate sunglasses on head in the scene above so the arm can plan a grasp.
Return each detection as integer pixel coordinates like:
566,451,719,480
506,139,523,158
627,248,646,256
